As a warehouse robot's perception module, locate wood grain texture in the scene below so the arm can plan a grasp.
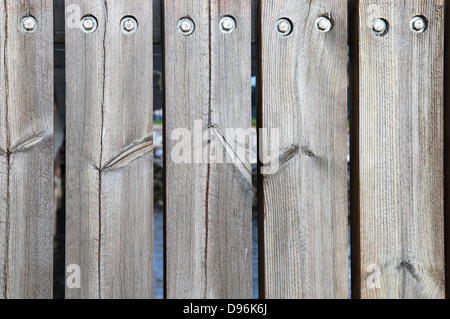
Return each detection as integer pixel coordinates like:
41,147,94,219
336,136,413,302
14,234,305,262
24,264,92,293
0,0,54,299
259,0,348,298
208,0,252,299
353,0,446,299
55,0,258,44
445,0,450,300
164,0,252,299
65,0,153,299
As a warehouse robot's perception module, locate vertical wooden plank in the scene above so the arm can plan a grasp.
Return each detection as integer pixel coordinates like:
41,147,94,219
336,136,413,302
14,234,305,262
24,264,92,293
0,2,7,299
259,0,348,298
66,0,153,299
0,0,54,299
445,0,450,300
208,0,252,298
164,0,252,298
353,0,445,298
164,0,210,299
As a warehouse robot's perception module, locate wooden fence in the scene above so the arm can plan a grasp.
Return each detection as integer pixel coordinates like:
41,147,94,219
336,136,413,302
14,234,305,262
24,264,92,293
0,0,449,299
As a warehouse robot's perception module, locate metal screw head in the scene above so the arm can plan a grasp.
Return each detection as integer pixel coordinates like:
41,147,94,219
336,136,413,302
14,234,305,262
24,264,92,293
372,18,388,36
220,16,236,33
316,17,332,33
178,18,195,36
83,19,94,30
20,16,37,34
278,21,289,33
276,18,292,36
180,21,191,32
120,17,138,34
81,16,98,33
124,20,134,31
410,16,427,33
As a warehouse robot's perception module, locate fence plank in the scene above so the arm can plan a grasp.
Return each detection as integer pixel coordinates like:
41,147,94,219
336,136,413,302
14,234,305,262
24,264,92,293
208,0,253,298
259,0,348,298
352,0,446,298
66,0,153,299
445,0,450,299
55,0,259,44
164,0,252,298
0,0,54,299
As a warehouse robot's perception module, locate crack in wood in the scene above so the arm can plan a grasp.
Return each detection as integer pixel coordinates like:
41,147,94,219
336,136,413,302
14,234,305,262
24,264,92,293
10,134,52,153
398,260,422,283
97,0,109,299
211,125,252,188
203,0,213,298
103,135,153,171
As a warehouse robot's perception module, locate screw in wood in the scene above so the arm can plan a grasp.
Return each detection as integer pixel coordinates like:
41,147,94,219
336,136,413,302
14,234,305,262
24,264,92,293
316,17,332,33
220,16,236,34
276,18,292,36
121,16,138,34
410,16,427,33
178,18,195,36
81,16,98,33
372,18,388,36
20,16,37,34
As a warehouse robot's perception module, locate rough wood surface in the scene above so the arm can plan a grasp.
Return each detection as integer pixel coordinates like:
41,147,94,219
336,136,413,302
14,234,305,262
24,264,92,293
164,0,252,299
66,0,153,299
445,0,450,300
0,0,54,299
353,0,446,299
259,0,348,299
55,0,258,44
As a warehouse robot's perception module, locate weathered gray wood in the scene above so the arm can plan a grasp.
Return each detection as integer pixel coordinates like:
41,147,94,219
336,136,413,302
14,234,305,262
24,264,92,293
352,0,446,299
55,0,258,44
164,0,210,299
55,0,160,44
208,0,253,298
66,0,153,299
164,0,252,298
259,0,348,298
445,0,450,299
0,0,54,299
